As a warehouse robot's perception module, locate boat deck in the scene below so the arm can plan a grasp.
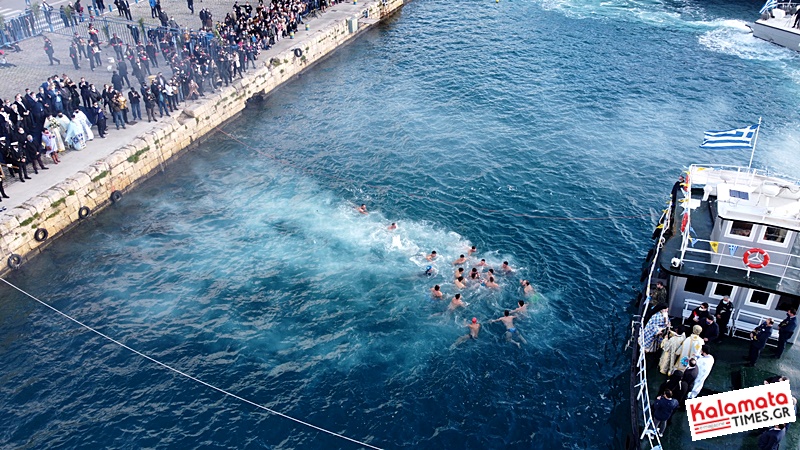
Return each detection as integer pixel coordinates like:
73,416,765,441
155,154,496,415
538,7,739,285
642,336,800,448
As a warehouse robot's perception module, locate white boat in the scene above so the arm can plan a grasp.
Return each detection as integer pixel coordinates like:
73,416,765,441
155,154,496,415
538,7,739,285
750,2,800,51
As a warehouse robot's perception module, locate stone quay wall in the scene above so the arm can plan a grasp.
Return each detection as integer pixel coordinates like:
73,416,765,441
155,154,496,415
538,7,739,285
0,0,405,275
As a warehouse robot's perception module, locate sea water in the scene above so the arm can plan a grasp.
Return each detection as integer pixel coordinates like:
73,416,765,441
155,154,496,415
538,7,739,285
2,0,800,448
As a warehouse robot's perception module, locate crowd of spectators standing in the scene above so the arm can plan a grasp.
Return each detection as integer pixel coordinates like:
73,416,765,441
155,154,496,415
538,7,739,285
0,0,347,205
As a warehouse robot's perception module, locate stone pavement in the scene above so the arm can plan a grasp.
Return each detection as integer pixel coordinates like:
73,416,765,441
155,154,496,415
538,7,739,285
0,0,371,213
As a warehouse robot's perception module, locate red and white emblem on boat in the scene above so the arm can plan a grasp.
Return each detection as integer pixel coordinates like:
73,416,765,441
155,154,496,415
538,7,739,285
743,248,770,269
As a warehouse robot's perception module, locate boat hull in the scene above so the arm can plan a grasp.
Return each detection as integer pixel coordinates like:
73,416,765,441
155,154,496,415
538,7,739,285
751,20,800,51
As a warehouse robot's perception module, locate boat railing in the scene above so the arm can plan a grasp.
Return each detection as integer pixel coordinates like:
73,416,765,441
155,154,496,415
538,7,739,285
678,237,800,287
687,163,800,187
631,201,672,449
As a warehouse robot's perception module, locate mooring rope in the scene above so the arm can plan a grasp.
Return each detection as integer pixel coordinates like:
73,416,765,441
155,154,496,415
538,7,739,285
0,277,383,450
214,127,650,222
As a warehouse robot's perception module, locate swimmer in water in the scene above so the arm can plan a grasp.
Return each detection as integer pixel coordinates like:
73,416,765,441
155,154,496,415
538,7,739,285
468,245,477,255
431,284,443,299
501,261,513,273
357,204,368,214
484,276,500,289
452,254,467,265
387,222,397,231
477,258,487,267
449,293,466,310
454,276,467,289
454,267,465,280
521,280,535,296
426,250,438,261
424,266,435,277
451,317,481,348
491,310,527,348
513,300,527,315
469,267,481,281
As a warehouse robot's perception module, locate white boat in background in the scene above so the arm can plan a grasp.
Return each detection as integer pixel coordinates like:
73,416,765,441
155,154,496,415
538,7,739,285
750,1,800,51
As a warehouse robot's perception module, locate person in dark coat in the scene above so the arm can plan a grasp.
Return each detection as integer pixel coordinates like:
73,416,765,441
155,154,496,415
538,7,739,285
111,71,123,92
117,59,130,88
43,36,61,65
773,309,797,359
714,296,733,342
69,42,80,70
93,102,107,138
658,370,689,405
700,316,719,343
746,319,773,367
24,135,48,174
681,358,698,401
758,424,786,450
5,138,30,182
652,389,679,437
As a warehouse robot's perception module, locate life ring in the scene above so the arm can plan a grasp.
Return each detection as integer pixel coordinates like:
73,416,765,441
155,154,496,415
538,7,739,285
78,206,91,219
293,48,303,58
7,254,21,270
680,212,688,233
743,248,770,269
34,228,49,242
110,190,123,203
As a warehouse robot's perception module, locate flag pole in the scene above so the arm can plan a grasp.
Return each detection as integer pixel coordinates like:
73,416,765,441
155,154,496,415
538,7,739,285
747,117,762,171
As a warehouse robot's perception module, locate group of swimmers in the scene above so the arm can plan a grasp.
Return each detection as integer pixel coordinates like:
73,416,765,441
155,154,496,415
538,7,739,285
355,203,537,348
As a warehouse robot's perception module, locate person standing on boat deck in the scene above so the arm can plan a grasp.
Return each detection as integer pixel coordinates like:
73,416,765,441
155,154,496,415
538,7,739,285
642,308,670,353
686,302,710,329
491,310,526,348
700,316,719,343
746,319,773,367
669,174,685,231
715,296,733,342
681,358,699,399
674,325,704,373
659,325,686,375
451,317,481,348
651,281,668,311
652,389,679,437
773,309,797,359
687,346,714,399
758,424,786,450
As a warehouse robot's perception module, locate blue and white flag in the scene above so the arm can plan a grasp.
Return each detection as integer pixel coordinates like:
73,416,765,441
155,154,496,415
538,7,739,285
760,0,778,14
700,124,759,150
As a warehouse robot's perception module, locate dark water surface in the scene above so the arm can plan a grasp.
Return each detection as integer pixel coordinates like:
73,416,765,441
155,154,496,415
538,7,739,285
2,0,800,448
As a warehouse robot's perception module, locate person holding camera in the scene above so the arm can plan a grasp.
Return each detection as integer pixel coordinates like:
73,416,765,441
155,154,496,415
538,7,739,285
745,319,773,367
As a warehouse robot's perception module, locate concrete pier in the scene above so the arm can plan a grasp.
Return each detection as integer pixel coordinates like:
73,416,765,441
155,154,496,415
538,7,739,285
0,0,405,275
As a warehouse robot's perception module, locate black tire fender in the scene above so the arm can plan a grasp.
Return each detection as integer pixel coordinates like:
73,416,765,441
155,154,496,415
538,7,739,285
34,228,49,242
78,206,91,219
110,190,123,203
7,254,22,270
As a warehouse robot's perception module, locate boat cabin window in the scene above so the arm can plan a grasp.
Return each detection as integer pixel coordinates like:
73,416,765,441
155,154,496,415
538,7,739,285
745,289,776,310
757,226,791,248
684,278,708,295
776,294,800,312
709,282,734,300
725,220,755,240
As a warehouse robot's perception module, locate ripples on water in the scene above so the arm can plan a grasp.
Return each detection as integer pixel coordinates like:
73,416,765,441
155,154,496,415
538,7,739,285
2,0,800,448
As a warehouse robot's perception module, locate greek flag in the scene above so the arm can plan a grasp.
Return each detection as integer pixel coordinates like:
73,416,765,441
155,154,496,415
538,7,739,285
760,0,777,14
699,124,759,150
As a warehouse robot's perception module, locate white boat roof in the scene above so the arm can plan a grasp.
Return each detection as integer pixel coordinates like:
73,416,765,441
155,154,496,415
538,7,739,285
689,165,800,231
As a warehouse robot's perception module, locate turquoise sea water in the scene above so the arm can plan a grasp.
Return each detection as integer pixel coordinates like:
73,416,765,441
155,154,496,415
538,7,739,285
2,0,800,448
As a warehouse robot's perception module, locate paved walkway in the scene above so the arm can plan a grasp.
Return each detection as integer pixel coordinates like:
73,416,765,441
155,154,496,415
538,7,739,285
1,0,369,214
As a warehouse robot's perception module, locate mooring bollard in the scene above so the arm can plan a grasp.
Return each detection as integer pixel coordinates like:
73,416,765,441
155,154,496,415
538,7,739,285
305,23,309,31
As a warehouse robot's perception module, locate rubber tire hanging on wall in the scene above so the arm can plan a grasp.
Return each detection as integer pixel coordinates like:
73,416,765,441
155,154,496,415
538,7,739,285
34,228,49,242
7,254,21,270
294,48,303,58
78,206,91,219
110,190,123,203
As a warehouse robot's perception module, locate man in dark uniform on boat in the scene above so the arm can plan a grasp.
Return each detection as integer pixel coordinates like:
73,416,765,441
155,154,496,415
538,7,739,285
745,319,773,367
714,296,733,342
669,174,685,234
773,309,797,359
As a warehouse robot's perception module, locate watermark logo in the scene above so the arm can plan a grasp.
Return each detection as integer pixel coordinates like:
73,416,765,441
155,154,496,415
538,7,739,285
686,380,795,441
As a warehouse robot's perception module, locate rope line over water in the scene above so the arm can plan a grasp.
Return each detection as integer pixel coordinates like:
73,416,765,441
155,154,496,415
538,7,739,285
0,277,384,450
214,127,650,222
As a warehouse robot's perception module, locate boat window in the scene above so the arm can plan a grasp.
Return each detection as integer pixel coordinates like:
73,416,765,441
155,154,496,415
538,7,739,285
711,283,733,298
776,294,800,312
762,226,788,244
684,278,708,295
745,290,775,310
728,220,754,238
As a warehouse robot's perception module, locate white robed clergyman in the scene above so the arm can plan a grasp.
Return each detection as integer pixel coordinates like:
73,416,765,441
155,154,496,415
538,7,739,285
687,351,714,398
74,110,94,141
673,325,704,373
65,119,86,150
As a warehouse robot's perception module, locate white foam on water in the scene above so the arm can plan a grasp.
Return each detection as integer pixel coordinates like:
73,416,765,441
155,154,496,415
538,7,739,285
698,21,794,61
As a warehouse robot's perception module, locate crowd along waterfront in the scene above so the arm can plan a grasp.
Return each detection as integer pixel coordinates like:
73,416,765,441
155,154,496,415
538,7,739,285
3,0,800,448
